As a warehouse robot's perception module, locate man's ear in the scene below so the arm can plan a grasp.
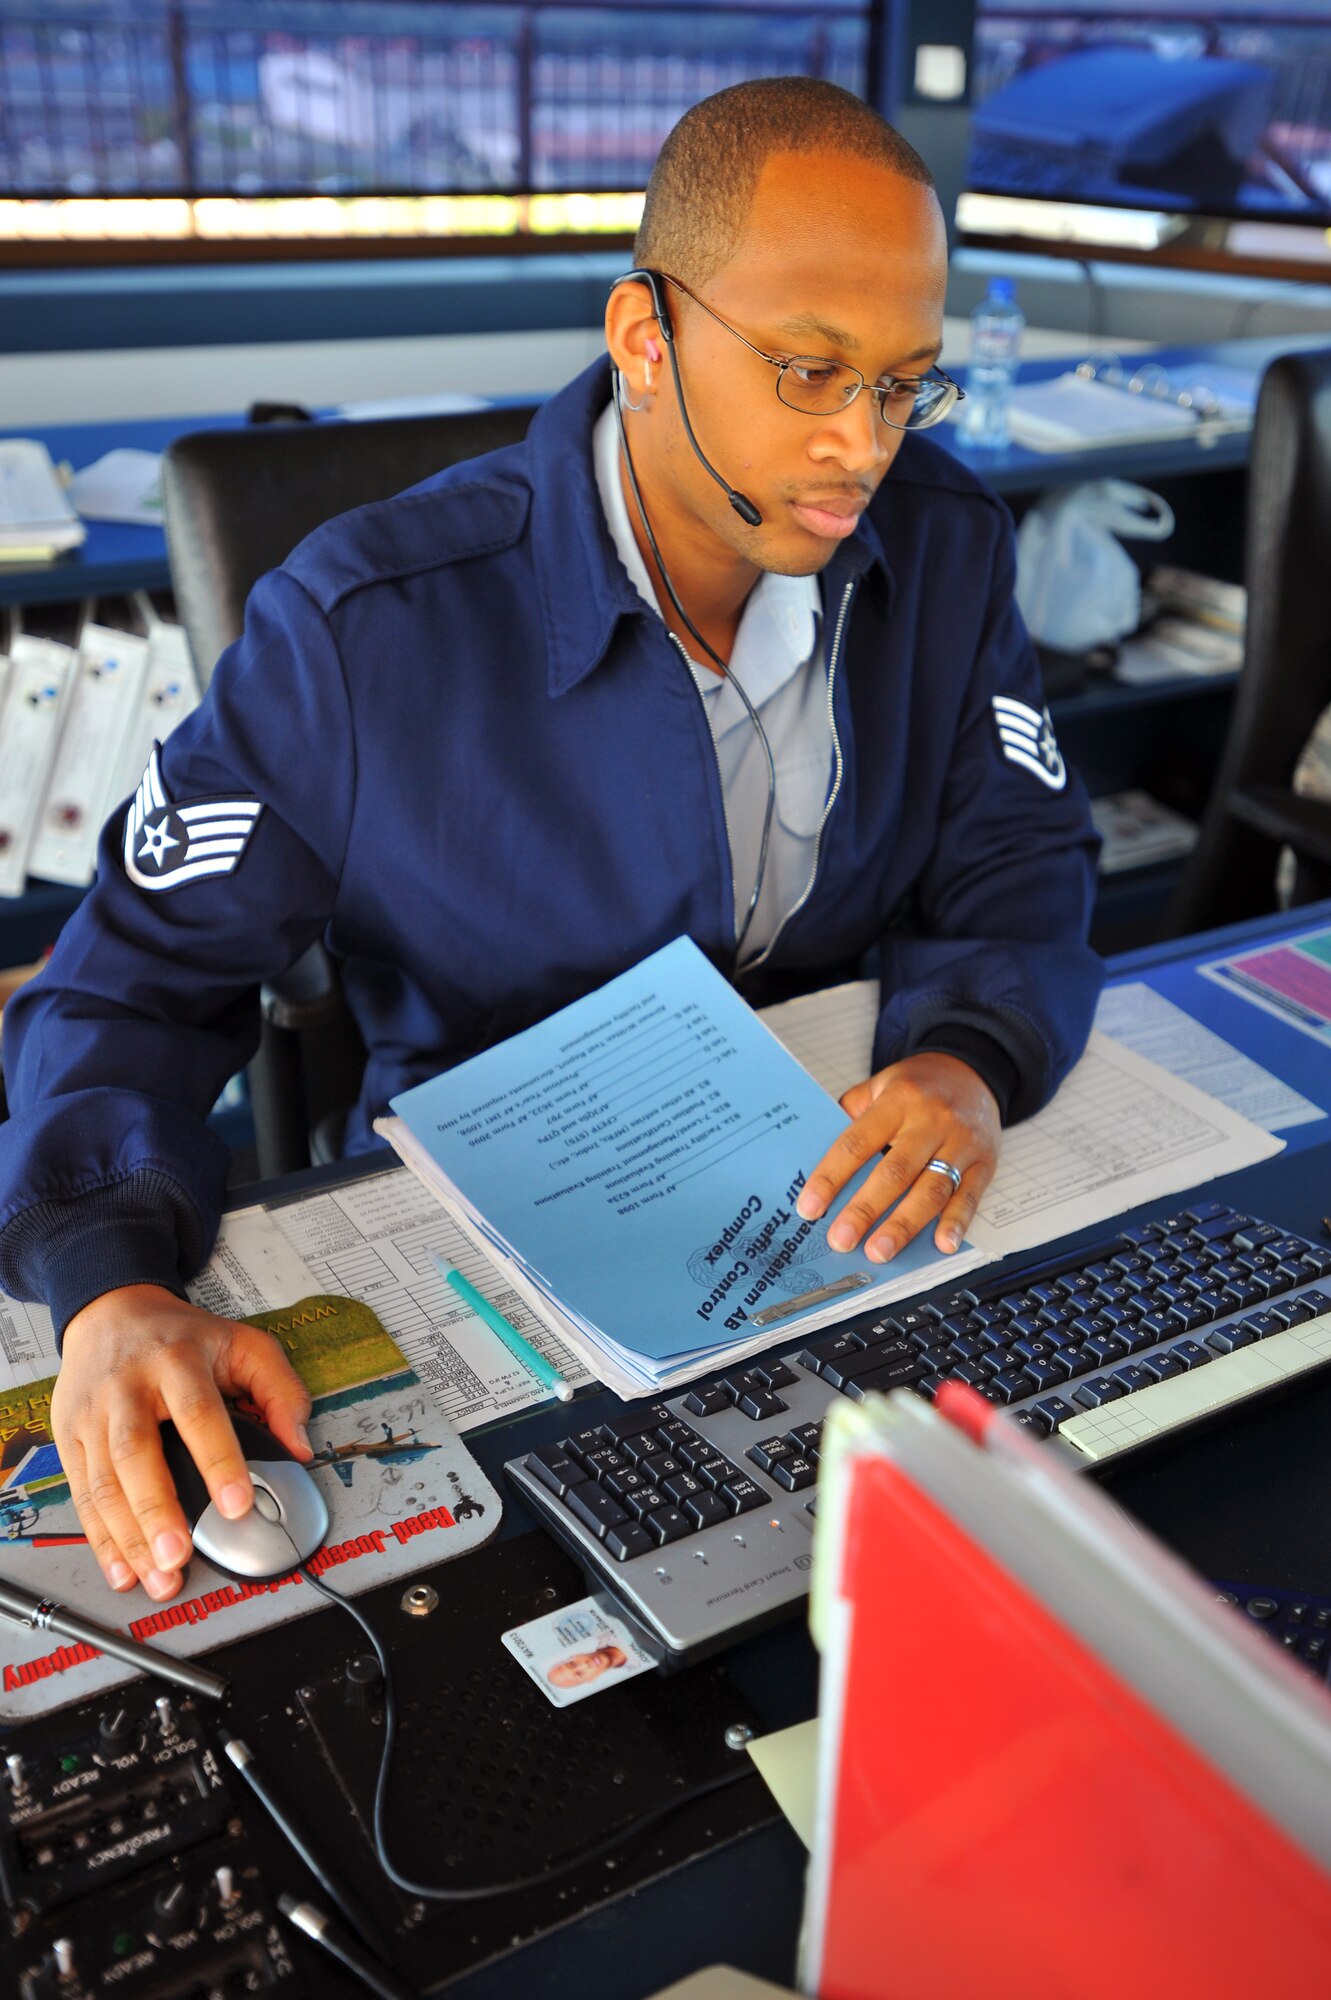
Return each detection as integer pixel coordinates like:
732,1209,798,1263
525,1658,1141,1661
605,274,666,395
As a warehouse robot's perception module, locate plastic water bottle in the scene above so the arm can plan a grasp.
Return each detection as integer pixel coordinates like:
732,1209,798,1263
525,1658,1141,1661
959,278,1024,451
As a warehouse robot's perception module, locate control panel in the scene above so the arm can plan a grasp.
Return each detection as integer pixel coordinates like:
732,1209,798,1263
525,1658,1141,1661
0,1693,301,2000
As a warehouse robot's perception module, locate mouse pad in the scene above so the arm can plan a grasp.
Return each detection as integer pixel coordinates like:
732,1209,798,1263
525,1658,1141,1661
0,1296,501,1719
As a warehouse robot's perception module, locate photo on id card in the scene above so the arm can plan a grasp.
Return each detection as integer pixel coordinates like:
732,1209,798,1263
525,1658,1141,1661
502,1593,656,1707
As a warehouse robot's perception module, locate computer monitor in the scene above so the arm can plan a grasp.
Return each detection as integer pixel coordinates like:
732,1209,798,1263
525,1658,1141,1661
966,4,1331,226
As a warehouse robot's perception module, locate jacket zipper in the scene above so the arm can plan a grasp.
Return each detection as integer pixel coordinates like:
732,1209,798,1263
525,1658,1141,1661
739,574,856,977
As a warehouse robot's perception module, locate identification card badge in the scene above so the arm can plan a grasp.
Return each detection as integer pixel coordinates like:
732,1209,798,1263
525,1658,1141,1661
502,1593,656,1707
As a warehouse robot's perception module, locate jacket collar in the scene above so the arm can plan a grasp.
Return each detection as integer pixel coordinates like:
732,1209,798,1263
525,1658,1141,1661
527,355,891,698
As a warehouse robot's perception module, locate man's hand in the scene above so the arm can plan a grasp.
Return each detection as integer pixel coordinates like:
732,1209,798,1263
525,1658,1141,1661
796,1051,1001,1262
53,1286,313,1602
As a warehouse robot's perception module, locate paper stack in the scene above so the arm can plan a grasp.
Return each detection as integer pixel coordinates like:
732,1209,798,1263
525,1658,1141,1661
379,939,987,1399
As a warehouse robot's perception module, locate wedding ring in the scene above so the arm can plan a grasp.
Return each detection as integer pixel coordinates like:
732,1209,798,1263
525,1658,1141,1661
923,1157,963,1195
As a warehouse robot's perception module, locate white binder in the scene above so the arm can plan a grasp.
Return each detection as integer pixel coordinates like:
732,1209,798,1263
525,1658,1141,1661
27,624,150,887
112,621,200,813
0,637,77,898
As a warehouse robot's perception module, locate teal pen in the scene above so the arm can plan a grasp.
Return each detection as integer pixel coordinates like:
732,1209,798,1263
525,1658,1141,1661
429,1252,574,1402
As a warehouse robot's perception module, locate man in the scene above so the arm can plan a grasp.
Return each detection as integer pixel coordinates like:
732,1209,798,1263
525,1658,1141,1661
0,78,1101,1605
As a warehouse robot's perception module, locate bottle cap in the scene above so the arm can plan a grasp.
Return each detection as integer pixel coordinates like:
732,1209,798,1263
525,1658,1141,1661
988,277,1016,303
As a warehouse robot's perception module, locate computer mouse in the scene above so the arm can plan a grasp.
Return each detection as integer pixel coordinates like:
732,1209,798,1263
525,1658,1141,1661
160,1410,329,1582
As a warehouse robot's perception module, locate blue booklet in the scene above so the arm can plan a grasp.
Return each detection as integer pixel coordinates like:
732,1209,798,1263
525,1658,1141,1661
387,939,984,1392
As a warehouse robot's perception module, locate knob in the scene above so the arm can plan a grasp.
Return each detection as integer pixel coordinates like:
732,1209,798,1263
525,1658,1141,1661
153,1878,196,1926
98,1707,140,1753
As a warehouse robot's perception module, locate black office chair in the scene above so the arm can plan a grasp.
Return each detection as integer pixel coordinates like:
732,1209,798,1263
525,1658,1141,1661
162,404,539,1178
1168,347,1331,937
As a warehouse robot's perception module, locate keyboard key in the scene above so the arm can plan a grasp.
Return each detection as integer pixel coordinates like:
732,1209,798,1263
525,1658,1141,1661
625,1486,668,1522
1073,1376,1125,1409
1110,1364,1153,1395
988,1368,1038,1404
1113,1319,1157,1354
685,1492,730,1530
1070,1314,1113,1342
842,1357,931,1402
948,1360,989,1389
1299,1246,1331,1277
1305,1637,1328,1665
719,1369,768,1402
581,1446,630,1482
752,1358,800,1390
822,1345,913,1391
787,1422,824,1456
1058,1346,1095,1379
662,1471,706,1505
895,1306,943,1337
526,1448,586,1498
1006,1314,1046,1343
1009,1409,1045,1436
797,1333,858,1374
695,1456,740,1490
656,1420,703,1452
650,1454,684,1484
1189,1291,1232,1323
1022,1356,1070,1393
772,1456,818,1492
1184,1201,1232,1225
646,1507,693,1545
747,1436,794,1473
567,1486,629,1538
1134,1312,1178,1343
1188,1213,1245,1243
605,1467,654,1504
1245,1310,1289,1340
978,1349,1015,1380
1033,1396,1077,1431
1206,1323,1255,1354
1082,1333,1128,1367
598,1404,673,1444
723,1477,768,1514
623,1433,666,1467
563,1427,604,1464
914,1374,945,1402
947,1334,987,1364
1169,1339,1213,1370
1141,1351,1184,1382
606,1524,654,1561
853,1320,907,1350
1284,1294,1325,1327
1245,1596,1279,1621
682,1384,729,1418
940,1313,982,1340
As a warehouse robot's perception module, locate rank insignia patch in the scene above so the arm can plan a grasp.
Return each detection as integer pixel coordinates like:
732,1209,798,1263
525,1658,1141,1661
992,695,1067,791
123,745,262,893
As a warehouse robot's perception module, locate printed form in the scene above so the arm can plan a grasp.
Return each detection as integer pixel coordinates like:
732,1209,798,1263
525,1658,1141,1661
758,981,1283,1259
0,1180,590,1423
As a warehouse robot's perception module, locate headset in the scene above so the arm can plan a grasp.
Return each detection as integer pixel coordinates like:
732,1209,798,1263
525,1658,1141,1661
610,267,777,961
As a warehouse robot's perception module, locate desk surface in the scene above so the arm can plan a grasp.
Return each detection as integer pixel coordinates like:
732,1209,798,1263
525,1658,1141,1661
1,332,1306,608
199,896,1331,1996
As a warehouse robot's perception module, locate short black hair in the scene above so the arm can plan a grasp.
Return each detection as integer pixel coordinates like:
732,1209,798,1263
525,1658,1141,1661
634,76,936,289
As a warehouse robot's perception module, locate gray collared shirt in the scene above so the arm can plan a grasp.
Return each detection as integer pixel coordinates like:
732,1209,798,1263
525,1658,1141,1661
592,402,833,964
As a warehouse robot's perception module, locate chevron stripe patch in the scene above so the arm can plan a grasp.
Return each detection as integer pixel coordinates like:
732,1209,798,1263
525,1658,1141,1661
122,745,263,893
992,695,1067,791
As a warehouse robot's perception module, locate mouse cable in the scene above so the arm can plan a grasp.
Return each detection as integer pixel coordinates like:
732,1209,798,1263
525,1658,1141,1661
298,1562,759,1903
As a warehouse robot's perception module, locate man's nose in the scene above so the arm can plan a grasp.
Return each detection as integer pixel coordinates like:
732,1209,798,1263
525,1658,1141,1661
808,387,896,476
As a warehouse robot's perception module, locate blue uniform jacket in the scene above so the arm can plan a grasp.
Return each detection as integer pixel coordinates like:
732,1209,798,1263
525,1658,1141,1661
0,356,1102,1335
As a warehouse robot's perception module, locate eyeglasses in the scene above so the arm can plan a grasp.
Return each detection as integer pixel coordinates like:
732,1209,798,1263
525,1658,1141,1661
658,271,963,432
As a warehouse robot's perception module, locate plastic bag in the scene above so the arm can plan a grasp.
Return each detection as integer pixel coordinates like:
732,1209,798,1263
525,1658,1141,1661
1015,479,1175,654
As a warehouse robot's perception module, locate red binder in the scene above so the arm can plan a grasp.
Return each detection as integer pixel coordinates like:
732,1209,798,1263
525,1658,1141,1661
803,1386,1331,2000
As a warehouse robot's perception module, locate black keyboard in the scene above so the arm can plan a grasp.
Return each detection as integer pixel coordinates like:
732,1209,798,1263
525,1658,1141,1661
505,1203,1331,1662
